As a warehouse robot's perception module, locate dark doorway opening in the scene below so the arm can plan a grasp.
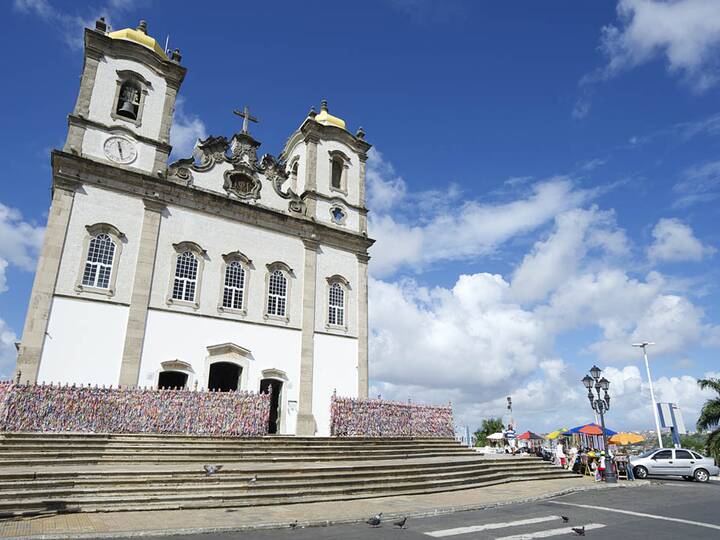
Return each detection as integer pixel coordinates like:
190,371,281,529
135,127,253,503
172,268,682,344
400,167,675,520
208,362,241,392
260,379,282,434
158,370,188,389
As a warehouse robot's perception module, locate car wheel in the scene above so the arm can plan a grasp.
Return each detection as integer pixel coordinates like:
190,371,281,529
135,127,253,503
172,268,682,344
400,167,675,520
694,469,709,483
682,475,694,481
634,466,648,479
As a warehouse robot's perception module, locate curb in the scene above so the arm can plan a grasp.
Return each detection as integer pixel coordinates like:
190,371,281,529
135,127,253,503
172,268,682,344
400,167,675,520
0,480,651,540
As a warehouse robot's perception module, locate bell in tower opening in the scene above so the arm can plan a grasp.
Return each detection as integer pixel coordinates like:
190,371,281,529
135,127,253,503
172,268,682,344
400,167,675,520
117,81,141,120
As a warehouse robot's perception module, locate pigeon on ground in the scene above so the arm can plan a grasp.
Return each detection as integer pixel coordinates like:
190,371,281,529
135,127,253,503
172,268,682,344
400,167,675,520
571,526,585,536
248,474,258,484
203,464,223,476
289,520,298,529
393,517,407,528
561,516,569,523
366,513,382,527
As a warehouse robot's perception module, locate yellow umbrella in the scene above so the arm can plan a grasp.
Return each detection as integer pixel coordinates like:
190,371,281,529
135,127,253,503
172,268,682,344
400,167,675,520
545,428,568,440
608,432,645,445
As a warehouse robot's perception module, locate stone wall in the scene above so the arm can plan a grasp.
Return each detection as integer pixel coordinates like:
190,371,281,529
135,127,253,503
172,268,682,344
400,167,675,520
0,382,270,437
330,394,454,437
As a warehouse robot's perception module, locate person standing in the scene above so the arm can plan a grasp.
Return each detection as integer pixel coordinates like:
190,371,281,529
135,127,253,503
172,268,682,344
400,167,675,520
505,424,517,455
555,441,566,468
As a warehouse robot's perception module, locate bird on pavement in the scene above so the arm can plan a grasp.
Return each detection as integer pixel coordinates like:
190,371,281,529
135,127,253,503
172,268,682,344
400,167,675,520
203,464,223,476
393,517,407,528
248,474,258,484
561,516,569,523
571,526,585,536
289,520,298,529
366,513,382,527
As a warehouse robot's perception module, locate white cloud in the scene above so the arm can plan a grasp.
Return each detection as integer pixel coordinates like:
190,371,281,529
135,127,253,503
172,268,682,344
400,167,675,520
597,0,720,91
366,149,408,212
648,217,715,262
673,160,720,207
14,0,140,49
511,207,629,303
369,176,596,277
169,97,207,160
0,203,45,274
0,318,18,380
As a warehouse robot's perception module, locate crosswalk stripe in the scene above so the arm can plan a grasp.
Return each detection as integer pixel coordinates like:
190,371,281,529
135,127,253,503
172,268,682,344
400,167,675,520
495,523,606,539
549,501,720,531
424,516,562,537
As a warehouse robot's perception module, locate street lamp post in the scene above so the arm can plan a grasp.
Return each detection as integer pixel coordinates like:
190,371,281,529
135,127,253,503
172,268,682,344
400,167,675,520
632,342,663,448
582,366,617,484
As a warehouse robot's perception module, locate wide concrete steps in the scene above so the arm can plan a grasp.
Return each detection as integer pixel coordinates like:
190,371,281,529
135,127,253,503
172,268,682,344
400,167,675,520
0,434,577,516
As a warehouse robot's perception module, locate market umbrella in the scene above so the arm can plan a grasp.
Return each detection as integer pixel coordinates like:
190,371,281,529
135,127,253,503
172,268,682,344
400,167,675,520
545,428,568,440
609,432,645,445
518,431,544,440
578,423,617,436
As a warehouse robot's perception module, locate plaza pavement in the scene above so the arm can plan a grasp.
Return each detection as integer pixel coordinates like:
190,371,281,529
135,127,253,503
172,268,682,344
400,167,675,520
0,476,648,540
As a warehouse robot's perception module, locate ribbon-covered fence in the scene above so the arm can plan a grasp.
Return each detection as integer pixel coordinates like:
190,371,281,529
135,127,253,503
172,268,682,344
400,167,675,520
0,382,271,437
330,394,454,437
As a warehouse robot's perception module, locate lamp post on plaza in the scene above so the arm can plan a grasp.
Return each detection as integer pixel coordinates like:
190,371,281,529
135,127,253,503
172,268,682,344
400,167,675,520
632,342,663,448
582,365,617,484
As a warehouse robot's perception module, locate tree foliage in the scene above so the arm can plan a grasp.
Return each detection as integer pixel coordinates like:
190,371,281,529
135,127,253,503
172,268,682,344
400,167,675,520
473,417,505,447
696,378,720,460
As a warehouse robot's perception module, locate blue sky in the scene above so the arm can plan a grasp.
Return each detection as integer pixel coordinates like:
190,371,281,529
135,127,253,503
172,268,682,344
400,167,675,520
2,0,720,433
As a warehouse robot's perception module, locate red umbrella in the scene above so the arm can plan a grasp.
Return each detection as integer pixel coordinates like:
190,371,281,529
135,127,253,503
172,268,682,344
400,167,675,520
517,431,544,440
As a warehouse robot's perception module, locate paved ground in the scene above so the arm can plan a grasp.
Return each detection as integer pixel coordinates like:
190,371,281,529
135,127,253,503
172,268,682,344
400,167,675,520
150,478,720,540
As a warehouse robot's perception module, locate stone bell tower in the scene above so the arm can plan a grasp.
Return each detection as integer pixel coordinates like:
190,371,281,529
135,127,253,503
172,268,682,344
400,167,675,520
63,18,186,175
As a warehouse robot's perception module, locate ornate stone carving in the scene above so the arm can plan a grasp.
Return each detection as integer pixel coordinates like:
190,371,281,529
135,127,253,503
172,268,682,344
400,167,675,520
167,157,194,185
223,166,261,200
230,132,260,166
261,154,305,214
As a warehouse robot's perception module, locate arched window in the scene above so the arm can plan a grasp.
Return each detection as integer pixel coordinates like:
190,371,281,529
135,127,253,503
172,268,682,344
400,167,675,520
82,234,116,289
223,261,246,310
116,80,141,120
75,223,124,297
326,275,350,330
267,270,287,317
167,242,205,308
328,282,345,326
328,150,350,194
331,158,343,189
172,251,198,302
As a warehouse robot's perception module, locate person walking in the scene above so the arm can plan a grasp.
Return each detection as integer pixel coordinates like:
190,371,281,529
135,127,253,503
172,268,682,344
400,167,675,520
505,424,517,455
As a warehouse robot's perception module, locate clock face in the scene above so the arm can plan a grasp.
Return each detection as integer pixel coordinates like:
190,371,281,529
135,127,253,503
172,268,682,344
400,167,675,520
103,136,138,164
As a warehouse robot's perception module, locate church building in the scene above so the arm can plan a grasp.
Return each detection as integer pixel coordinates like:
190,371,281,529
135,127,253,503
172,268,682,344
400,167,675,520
14,19,373,436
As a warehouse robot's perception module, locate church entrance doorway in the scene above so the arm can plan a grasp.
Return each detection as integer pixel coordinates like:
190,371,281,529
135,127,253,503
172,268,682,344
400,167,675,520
259,378,282,434
157,370,188,389
208,362,241,392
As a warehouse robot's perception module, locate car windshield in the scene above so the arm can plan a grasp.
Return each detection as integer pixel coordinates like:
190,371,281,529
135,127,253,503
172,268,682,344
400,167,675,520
637,449,659,458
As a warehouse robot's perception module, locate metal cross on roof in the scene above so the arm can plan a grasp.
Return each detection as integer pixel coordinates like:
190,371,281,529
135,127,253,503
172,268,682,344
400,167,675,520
233,105,258,135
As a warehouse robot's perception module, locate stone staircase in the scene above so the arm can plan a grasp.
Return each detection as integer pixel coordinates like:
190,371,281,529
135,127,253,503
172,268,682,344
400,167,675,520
0,433,576,517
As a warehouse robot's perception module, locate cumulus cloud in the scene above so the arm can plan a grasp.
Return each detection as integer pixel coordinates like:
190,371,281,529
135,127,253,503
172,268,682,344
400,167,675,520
648,217,715,262
597,0,720,91
511,207,629,303
369,174,596,277
169,97,207,160
0,203,45,278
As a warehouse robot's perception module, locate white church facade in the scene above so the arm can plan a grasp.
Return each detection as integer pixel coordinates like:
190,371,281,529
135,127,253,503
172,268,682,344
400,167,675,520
14,19,373,437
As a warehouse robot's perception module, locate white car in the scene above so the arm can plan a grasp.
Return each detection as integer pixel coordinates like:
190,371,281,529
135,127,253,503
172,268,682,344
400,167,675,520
629,448,719,482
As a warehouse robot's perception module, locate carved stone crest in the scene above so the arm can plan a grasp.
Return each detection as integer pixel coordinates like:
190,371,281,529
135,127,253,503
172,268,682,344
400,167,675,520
223,164,261,200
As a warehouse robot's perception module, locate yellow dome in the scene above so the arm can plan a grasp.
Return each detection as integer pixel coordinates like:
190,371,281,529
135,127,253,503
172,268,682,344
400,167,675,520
314,100,346,130
108,21,168,60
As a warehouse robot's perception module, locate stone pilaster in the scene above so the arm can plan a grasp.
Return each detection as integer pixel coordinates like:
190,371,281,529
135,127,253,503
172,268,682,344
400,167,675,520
296,237,319,435
117,199,164,387
153,84,179,174
303,135,319,217
358,153,368,235
357,253,370,398
15,180,79,383
64,52,101,155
